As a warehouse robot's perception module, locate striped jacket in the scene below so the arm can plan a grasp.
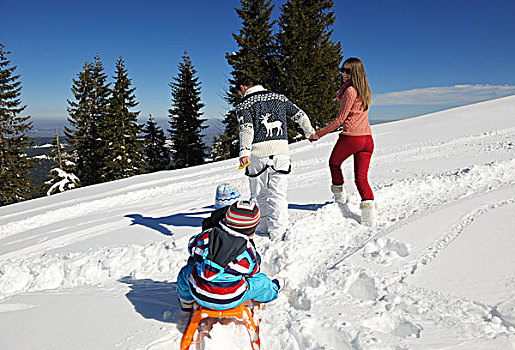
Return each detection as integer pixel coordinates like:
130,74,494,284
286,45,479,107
187,223,260,309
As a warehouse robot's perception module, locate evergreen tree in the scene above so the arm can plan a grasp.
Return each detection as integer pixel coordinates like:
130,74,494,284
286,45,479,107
142,115,170,172
65,54,111,186
44,131,80,196
211,127,235,162
102,56,144,181
168,51,207,168
0,43,34,206
277,0,343,139
212,0,277,160
210,110,239,160
226,0,278,98
65,60,93,184
45,168,80,196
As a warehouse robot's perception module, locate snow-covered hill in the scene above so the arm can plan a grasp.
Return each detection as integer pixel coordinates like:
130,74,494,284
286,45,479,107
1,96,515,349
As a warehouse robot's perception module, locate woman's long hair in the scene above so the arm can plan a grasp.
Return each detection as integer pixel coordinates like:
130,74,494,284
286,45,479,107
342,57,371,111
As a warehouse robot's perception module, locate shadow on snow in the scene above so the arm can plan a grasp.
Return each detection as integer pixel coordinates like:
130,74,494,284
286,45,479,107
288,201,331,211
125,202,337,237
119,276,191,331
125,206,215,236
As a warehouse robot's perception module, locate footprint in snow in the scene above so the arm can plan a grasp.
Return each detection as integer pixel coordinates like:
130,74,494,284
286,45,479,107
362,237,410,265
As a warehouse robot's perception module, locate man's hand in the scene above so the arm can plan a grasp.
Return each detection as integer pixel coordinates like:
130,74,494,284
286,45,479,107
308,132,319,143
239,156,251,168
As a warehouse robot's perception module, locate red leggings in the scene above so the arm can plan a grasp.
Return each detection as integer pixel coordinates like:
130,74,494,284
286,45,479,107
329,134,374,200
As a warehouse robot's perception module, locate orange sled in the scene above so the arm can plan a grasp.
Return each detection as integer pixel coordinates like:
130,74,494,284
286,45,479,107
180,301,261,350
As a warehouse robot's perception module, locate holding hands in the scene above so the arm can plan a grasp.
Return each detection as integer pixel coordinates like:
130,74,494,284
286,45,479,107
309,132,320,143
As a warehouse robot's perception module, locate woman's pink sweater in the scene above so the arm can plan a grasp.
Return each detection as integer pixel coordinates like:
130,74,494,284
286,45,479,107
316,85,372,138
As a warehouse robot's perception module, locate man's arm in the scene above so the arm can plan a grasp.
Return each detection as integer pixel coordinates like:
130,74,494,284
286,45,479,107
285,100,315,138
236,107,254,158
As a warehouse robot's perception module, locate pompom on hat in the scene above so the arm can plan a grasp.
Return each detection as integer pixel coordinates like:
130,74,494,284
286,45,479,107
224,200,260,235
215,183,241,209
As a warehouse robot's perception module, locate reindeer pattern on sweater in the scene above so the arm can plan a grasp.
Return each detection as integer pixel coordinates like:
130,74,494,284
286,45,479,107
236,85,314,158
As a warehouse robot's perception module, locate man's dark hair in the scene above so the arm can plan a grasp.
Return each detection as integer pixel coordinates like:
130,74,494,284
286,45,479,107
235,76,256,91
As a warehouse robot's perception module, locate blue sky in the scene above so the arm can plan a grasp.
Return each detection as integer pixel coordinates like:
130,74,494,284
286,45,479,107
1,0,514,124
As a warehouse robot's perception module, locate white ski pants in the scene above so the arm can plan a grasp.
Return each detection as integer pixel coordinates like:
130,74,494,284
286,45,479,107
247,155,290,239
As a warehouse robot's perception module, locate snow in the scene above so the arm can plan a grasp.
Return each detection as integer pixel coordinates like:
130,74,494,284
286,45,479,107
1,95,515,349
33,143,54,148
33,154,50,160
46,168,80,195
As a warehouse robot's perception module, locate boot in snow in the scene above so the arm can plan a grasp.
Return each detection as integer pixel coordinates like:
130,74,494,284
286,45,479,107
360,200,377,227
331,184,347,203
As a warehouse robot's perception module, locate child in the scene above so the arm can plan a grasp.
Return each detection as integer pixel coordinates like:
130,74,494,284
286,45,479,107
214,182,240,209
201,182,241,231
177,200,283,311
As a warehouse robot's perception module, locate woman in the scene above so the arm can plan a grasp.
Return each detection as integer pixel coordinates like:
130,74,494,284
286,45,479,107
309,57,376,227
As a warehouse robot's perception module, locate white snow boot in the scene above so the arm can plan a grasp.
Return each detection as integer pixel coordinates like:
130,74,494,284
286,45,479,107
331,184,347,203
360,200,377,227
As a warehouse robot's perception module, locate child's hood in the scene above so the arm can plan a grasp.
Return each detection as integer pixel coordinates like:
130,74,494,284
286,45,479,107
207,226,248,267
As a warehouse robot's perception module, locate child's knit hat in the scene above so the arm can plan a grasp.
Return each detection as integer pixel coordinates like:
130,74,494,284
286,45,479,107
224,200,260,235
215,183,241,209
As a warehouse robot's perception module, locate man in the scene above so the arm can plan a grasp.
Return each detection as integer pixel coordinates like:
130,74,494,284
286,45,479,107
235,76,315,240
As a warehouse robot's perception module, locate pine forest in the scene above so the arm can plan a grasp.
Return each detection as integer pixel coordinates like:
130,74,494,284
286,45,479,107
0,0,342,207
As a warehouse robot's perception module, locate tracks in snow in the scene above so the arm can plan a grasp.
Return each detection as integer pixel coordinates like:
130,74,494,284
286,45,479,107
398,196,515,281
0,162,244,241
272,159,515,283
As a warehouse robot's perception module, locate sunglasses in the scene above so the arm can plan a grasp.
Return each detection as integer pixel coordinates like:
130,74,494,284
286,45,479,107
340,67,351,74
